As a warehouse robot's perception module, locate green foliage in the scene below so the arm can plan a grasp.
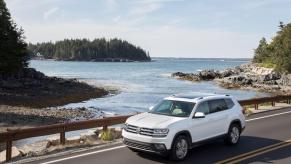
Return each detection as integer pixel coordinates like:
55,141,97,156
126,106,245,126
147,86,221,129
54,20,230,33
28,38,151,61
0,0,29,74
253,22,291,73
100,130,114,141
258,62,276,69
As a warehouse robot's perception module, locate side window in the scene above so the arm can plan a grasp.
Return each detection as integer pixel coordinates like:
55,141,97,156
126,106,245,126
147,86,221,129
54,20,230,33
225,98,235,109
195,102,210,115
208,99,228,113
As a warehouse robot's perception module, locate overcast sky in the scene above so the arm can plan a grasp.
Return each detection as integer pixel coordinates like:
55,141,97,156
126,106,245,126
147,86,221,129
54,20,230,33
5,0,291,58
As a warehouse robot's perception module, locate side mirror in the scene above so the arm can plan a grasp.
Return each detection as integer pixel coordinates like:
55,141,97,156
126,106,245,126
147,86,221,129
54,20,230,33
149,106,154,111
193,112,205,118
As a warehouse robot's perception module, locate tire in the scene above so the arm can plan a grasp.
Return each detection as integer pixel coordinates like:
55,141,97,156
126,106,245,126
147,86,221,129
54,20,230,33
225,123,241,145
170,135,189,161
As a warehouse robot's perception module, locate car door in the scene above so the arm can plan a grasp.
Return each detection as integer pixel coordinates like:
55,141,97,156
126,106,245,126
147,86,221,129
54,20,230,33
189,101,213,142
207,99,229,136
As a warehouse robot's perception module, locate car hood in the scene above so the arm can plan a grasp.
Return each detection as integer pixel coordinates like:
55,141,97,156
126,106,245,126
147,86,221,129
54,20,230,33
126,112,186,128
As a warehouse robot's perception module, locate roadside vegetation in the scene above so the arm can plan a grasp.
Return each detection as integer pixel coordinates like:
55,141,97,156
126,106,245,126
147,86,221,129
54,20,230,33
253,22,291,73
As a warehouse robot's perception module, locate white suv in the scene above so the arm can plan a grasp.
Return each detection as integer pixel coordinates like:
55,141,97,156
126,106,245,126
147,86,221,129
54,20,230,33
122,93,246,161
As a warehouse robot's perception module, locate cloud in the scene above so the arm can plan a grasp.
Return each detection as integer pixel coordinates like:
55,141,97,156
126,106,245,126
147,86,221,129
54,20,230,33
104,0,119,12
129,2,162,16
43,6,59,20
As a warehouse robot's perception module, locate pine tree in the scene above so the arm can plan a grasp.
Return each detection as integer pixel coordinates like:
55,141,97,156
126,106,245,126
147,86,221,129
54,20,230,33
253,37,270,63
0,0,28,74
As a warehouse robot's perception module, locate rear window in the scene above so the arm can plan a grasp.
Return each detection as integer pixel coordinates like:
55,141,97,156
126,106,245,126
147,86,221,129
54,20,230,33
208,99,228,113
225,98,235,109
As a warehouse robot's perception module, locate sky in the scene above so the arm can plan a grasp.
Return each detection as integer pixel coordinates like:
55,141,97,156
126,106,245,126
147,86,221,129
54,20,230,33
5,0,291,58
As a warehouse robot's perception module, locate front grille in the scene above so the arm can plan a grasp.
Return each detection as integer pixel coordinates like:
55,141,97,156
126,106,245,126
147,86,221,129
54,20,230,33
125,124,154,136
123,139,154,152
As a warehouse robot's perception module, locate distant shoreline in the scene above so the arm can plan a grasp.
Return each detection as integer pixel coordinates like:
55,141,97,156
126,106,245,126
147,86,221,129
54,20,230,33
32,57,152,62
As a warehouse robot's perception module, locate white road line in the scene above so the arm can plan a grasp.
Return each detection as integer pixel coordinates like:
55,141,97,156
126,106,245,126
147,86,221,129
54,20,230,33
246,110,291,122
41,145,126,164
41,110,291,164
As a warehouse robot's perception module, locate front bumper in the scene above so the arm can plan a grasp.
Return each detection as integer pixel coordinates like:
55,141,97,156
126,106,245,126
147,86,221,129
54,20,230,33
123,138,168,155
122,129,172,149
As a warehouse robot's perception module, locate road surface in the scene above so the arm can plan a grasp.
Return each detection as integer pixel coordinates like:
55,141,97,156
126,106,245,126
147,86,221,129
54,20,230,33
27,107,291,164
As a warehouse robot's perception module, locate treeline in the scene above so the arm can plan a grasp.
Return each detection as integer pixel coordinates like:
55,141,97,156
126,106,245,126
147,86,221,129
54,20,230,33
28,38,151,62
253,22,291,73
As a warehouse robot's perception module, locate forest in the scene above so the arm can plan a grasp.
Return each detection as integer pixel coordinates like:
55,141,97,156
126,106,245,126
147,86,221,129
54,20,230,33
28,38,151,62
253,22,291,73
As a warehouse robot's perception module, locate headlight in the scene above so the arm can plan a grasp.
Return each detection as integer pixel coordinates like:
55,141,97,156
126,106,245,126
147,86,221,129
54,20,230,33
152,128,169,137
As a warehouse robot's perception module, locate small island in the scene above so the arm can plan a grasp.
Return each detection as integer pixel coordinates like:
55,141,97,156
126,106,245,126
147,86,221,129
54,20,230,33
172,22,291,94
28,38,151,62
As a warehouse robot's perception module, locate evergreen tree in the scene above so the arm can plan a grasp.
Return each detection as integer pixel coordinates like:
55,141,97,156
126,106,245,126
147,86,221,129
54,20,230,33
28,38,151,61
253,37,270,63
253,22,291,73
0,0,28,74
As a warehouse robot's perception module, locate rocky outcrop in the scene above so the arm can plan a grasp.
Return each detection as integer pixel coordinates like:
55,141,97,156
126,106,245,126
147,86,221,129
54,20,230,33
0,68,108,108
172,63,291,93
172,69,220,82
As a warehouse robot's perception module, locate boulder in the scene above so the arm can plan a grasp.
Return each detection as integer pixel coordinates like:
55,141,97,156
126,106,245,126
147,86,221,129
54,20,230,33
80,130,99,142
220,69,235,78
47,135,60,146
277,74,291,86
19,141,50,157
198,69,218,80
66,136,81,145
113,127,123,139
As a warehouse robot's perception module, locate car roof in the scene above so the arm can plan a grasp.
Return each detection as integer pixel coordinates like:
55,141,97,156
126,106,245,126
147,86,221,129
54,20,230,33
165,92,231,103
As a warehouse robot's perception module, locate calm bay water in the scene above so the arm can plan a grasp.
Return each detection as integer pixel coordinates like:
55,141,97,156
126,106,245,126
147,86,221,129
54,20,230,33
30,58,267,116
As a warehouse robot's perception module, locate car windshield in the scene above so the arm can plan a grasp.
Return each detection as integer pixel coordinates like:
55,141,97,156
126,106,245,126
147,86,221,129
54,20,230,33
149,100,195,117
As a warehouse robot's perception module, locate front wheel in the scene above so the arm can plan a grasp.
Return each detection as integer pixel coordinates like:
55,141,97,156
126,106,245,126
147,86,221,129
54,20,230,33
170,135,189,161
225,124,241,145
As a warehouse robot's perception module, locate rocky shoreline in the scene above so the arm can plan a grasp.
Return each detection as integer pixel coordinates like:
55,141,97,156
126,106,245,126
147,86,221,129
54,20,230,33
0,105,108,132
0,68,108,108
0,68,110,135
172,63,291,94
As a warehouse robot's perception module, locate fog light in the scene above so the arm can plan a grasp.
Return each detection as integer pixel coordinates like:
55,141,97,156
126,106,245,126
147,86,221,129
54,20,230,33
154,144,166,150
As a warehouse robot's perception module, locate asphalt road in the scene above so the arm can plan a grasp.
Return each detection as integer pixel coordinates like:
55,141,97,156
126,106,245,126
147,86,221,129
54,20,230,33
27,107,291,164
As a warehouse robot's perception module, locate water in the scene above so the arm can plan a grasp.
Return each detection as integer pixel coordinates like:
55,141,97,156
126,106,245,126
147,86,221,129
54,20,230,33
29,58,267,116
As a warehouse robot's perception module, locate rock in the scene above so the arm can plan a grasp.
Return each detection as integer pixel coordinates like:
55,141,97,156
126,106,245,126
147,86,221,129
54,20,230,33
198,69,218,80
47,135,60,146
172,72,201,82
113,127,123,139
171,72,186,77
278,74,291,86
80,130,99,142
220,68,235,78
0,146,21,162
1,80,22,88
171,63,291,93
19,141,50,157
66,136,81,145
